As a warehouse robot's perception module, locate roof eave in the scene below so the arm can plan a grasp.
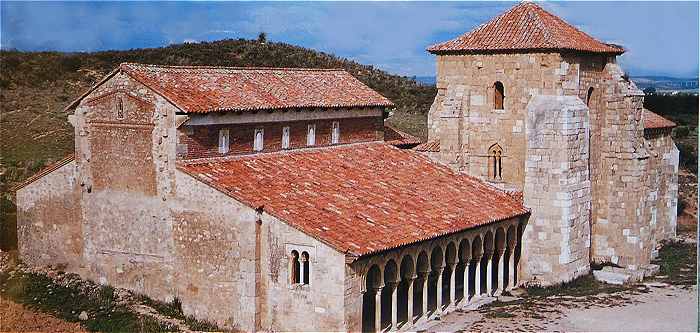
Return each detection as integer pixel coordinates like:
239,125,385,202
427,47,624,56
350,209,532,261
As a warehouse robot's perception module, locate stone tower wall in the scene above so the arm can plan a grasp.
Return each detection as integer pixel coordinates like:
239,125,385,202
522,95,591,285
429,53,565,189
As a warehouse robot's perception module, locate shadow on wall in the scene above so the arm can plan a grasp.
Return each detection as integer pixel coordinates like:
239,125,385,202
0,196,18,251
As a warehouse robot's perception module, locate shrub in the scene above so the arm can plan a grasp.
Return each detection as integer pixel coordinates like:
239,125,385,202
677,142,698,173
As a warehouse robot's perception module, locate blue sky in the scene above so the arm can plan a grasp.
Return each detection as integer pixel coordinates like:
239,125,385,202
1,1,698,77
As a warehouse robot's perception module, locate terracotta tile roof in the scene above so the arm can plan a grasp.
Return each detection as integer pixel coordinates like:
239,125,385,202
427,2,624,55
109,63,393,113
415,140,440,153
384,124,421,147
643,109,676,130
178,143,529,257
10,154,75,192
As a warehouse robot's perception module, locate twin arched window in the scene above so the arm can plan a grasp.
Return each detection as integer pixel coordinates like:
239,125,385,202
488,144,503,181
290,250,310,285
494,81,504,110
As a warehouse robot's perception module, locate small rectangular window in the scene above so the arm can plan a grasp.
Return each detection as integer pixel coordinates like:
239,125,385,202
307,124,316,146
282,126,290,149
218,129,230,154
331,121,340,144
254,128,264,152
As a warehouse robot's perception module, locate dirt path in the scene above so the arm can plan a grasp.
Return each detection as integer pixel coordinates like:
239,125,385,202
423,284,697,332
0,296,86,332
560,285,697,332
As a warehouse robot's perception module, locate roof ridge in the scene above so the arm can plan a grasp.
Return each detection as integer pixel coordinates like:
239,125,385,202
119,62,347,72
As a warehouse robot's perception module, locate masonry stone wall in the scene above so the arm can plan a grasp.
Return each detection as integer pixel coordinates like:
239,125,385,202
73,71,180,302
171,171,258,330
522,95,591,285
429,53,565,189
257,210,348,331
16,161,82,271
426,50,679,281
641,130,679,257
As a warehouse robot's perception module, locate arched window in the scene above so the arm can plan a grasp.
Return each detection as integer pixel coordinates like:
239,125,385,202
586,87,594,107
494,82,504,110
254,128,264,152
301,251,310,285
307,124,316,146
488,144,503,181
331,121,340,144
116,97,124,119
291,250,301,284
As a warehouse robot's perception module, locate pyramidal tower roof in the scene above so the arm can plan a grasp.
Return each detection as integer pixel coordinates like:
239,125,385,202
427,2,624,55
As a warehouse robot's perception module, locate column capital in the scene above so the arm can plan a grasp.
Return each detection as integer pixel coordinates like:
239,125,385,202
417,271,430,279
371,285,384,293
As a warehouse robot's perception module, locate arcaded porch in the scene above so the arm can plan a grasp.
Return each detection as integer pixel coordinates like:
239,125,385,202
356,217,524,332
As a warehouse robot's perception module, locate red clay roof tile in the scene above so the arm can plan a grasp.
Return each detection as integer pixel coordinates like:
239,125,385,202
118,63,394,113
178,143,529,257
415,140,440,153
643,109,676,130
384,124,421,147
428,2,624,55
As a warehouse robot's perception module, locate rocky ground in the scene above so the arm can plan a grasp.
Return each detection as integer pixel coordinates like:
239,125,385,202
0,295,86,332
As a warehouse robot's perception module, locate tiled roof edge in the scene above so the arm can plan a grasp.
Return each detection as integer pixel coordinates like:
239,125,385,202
10,154,76,192
355,209,531,259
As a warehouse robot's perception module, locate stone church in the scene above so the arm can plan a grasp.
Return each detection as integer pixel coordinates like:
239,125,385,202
13,2,677,332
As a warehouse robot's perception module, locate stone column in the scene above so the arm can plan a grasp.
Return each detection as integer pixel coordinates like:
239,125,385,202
406,276,416,329
497,249,505,295
473,257,481,298
436,267,444,314
374,286,383,333
300,255,308,284
463,261,471,304
485,251,493,296
448,263,457,307
507,248,516,290
418,272,429,321
388,282,398,331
